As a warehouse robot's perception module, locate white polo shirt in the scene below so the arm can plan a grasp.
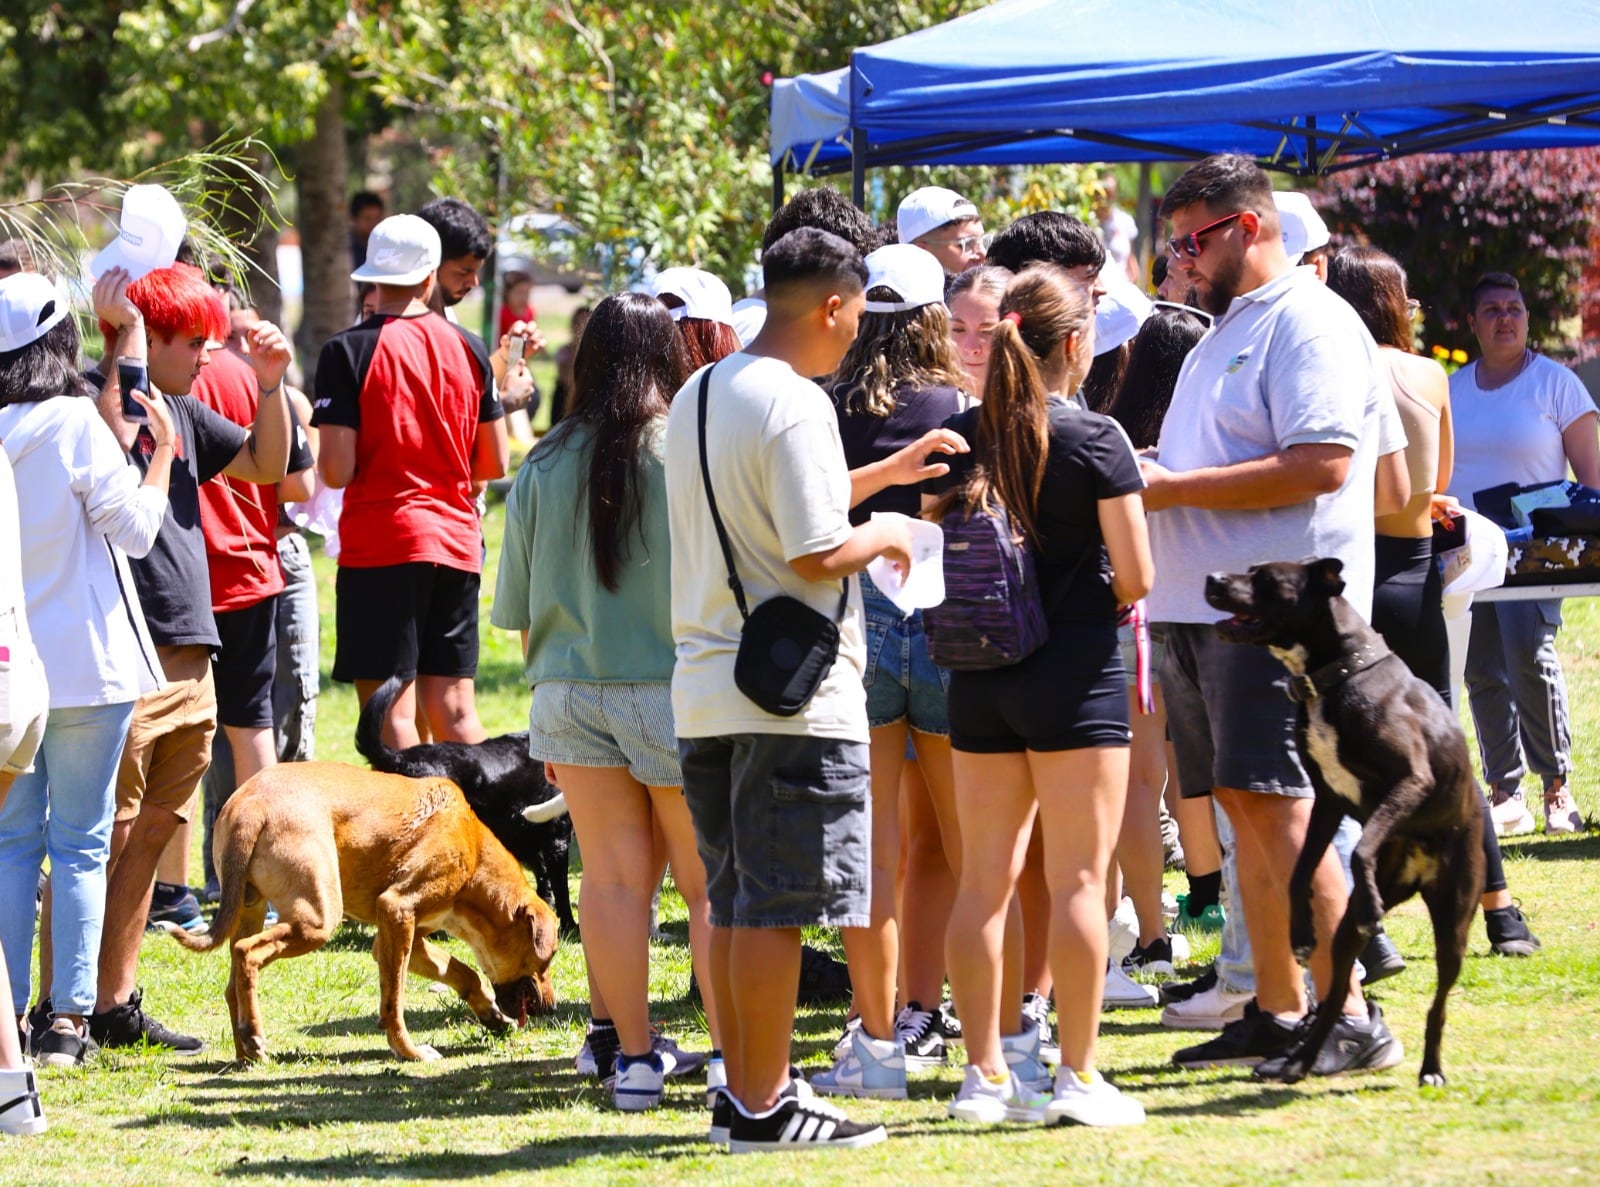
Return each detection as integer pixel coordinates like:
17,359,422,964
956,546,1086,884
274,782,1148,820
1149,267,1402,623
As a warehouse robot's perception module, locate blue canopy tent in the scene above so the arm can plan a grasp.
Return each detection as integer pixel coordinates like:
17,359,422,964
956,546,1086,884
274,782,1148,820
770,0,1600,204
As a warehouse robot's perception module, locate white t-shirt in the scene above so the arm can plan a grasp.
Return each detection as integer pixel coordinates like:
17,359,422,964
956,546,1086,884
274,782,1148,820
1149,267,1402,623
665,352,867,741
1446,354,1596,509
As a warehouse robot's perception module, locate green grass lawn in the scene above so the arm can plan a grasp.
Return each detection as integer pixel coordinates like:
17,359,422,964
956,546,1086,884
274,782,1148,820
6,507,1599,1184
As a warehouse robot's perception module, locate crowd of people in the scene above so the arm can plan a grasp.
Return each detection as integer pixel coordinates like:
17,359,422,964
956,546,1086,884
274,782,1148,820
0,150,1586,1148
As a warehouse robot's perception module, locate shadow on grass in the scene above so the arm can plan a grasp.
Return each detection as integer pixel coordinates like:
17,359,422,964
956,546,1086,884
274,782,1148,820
216,1134,713,1178
1499,831,1600,862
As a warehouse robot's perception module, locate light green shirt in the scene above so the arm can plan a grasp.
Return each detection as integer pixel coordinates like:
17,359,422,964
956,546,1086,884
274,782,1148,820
492,418,674,687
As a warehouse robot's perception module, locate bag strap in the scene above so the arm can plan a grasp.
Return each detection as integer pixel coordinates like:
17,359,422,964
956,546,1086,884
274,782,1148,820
697,363,751,620
697,363,849,624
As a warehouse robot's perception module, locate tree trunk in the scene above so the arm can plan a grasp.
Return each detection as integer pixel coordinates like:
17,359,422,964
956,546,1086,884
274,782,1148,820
295,76,351,391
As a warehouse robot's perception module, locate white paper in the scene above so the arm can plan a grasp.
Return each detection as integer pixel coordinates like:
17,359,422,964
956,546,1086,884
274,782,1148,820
865,512,945,614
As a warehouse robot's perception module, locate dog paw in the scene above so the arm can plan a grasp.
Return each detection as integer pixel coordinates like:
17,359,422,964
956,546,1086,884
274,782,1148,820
1419,1070,1446,1089
414,1044,443,1062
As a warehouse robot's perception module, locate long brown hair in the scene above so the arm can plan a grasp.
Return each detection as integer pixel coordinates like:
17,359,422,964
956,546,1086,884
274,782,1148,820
531,292,690,591
1327,246,1412,351
832,294,969,416
938,265,1092,544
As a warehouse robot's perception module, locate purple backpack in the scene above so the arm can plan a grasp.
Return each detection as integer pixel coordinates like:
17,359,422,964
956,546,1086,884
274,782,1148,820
924,502,1049,670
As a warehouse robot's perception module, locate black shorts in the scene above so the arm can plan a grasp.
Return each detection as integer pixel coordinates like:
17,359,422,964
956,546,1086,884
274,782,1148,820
948,621,1131,753
332,562,480,684
213,595,279,729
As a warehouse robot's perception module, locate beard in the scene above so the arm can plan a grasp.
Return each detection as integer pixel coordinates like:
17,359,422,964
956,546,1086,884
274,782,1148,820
1195,251,1245,316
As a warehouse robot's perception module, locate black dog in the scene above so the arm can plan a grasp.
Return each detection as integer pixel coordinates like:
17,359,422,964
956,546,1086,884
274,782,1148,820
355,677,577,934
1205,558,1484,1087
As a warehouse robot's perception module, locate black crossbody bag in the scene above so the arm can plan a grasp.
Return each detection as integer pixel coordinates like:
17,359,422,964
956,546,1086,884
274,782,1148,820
697,364,846,717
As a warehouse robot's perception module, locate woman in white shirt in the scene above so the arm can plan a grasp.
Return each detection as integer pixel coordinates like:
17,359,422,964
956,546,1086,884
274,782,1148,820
1448,271,1600,837
0,270,174,1067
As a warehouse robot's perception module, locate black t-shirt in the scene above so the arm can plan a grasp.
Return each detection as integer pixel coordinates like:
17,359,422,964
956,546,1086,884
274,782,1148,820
88,370,249,647
829,382,965,525
925,399,1143,621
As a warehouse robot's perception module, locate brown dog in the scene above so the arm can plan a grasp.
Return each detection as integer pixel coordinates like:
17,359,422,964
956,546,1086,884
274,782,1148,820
163,762,559,1062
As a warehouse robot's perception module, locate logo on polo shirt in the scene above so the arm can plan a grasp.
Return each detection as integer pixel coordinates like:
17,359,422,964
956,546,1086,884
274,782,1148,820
1225,349,1253,374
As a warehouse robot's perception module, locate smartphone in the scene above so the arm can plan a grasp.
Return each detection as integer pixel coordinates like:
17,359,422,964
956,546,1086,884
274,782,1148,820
117,358,149,423
507,333,526,367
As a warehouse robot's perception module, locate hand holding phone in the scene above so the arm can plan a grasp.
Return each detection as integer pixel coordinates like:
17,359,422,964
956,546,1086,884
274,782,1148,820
118,358,150,423
507,332,527,367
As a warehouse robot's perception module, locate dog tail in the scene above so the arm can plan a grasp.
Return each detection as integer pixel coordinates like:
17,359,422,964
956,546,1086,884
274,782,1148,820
522,791,569,824
160,798,266,954
355,675,407,772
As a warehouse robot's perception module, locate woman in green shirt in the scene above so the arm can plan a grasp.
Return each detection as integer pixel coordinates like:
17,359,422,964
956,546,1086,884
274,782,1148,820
492,292,716,1111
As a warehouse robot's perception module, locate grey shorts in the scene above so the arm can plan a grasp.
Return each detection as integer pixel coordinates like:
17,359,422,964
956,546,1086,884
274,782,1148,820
1159,622,1312,801
678,733,871,929
527,680,681,787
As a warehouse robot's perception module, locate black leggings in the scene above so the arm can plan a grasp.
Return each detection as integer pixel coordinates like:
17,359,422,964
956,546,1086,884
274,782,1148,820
1370,534,1507,895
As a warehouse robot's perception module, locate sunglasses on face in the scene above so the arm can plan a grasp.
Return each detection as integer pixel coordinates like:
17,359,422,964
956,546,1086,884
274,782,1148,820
1166,211,1244,259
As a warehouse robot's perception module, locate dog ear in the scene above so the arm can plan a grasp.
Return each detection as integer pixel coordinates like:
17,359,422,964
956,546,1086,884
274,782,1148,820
1308,557,1345,597
531,908,558,962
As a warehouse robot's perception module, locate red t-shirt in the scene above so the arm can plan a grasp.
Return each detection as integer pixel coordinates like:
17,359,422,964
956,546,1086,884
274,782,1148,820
192,350,314,613
311,311,503,572
499,302,536,340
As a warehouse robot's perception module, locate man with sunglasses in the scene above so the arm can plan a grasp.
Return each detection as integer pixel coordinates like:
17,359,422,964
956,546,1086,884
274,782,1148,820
1138,154,1407,1079
898,186,986,275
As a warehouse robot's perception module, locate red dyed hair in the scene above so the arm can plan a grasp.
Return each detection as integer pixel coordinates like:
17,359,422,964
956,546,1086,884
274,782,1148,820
677,318,742,370
99,263,228,351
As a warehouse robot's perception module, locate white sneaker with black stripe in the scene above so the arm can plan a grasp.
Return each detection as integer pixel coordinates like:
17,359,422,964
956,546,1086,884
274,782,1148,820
727,1080,887,1153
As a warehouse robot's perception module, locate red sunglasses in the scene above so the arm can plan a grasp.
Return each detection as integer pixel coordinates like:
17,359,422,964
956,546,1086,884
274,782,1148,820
1167,211,1244,259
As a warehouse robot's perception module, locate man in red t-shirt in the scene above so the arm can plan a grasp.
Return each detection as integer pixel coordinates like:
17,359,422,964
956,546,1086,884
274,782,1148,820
193,345,314,789
312,214,508,747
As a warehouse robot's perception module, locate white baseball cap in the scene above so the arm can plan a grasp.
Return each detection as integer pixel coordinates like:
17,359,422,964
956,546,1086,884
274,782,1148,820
863,243,946,313
90,184,186,281
1274,191,1330,265
897,186,979,246
351,214,443,285
1094,265,1153,356
649,267,734,327
0,272,71,353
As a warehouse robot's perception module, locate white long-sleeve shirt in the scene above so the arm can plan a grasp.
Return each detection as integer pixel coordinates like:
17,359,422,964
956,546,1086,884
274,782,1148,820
0,396,165,708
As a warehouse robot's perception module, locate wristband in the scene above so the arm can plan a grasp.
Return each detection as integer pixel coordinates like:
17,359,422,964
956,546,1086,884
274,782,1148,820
259,380,284,397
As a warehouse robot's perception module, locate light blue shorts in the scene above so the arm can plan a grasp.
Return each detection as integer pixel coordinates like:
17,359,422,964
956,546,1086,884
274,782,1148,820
527,680,681,787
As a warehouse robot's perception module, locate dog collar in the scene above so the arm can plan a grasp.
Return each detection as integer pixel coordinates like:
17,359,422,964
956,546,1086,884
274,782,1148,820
1286,640,1395,704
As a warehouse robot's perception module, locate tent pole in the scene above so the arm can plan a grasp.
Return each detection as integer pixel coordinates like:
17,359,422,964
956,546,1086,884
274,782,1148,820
851,128,867,208
1135,162,1154,287
773,163,785,215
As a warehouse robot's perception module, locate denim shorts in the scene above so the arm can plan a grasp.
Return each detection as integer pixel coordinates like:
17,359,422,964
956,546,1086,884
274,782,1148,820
527,680,681,787
678,733,871,929
861,575,950,735
1118,620,1167,684
1160,622,1312,800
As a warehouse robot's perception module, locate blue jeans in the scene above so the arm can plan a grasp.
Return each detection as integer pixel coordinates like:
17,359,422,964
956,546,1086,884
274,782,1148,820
0,701,136,1014
861,574,950,735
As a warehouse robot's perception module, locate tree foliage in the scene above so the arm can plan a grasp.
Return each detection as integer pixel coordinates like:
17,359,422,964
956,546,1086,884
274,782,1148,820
1317,149,1600,359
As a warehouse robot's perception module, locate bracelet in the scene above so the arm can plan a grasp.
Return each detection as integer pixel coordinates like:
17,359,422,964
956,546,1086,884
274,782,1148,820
259,380,284,397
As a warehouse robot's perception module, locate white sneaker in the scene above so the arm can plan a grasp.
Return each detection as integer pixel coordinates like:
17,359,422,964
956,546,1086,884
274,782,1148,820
1000,1014,1053,1091
1490,788,1536,837
1159,981,1254,1030
1108,897,1140,965
1047,1068,1145,1127
1161,891,1180,923
1103,959,1159,1011
0,1068,46,1136
947,1064,1049,1124
612,1052,665,1112
810,1027,908,1100
1544,787,1583,835
1021,992,1060,1065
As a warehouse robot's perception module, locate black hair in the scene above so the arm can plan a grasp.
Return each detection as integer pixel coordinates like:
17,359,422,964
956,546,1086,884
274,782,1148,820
416,196,492,261
0,316,94,406
1102,306,1209,448
762,186,875,256
349,191,385,219
1158,153,1276,221
531,291,689,593
0,238,34,273
1080,342,1129,414
985,211,1105,274
1468,271,1522,314
868,218,901,253
1149,253,1169,288
761,228,868,298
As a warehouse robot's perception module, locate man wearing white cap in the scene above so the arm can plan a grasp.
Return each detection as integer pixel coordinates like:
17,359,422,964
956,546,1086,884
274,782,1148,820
899,186,985,276
312,214,509,750
1273,191,1332,282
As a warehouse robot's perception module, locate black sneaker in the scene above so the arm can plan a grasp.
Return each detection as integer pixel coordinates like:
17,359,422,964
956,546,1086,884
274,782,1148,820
1124,937,1179,976
727,1079,887,1153
22,997,50,1057
1359,930,1406,985
893,1000,948,1070
1158,966,1216,1006
1254,1001,1405,1080
88,990,205,1055
937,999,962,1040
1485,904,1541,957
34,1021,98,1068
147,882,208,935
709,1089,733,1148
1172,1001,1298,1069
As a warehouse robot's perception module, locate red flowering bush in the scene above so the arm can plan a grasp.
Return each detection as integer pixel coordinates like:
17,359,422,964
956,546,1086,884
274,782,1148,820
1317,149,1600,360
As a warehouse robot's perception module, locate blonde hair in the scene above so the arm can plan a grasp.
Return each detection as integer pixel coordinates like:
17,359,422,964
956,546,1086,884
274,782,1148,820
833,295,969,417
